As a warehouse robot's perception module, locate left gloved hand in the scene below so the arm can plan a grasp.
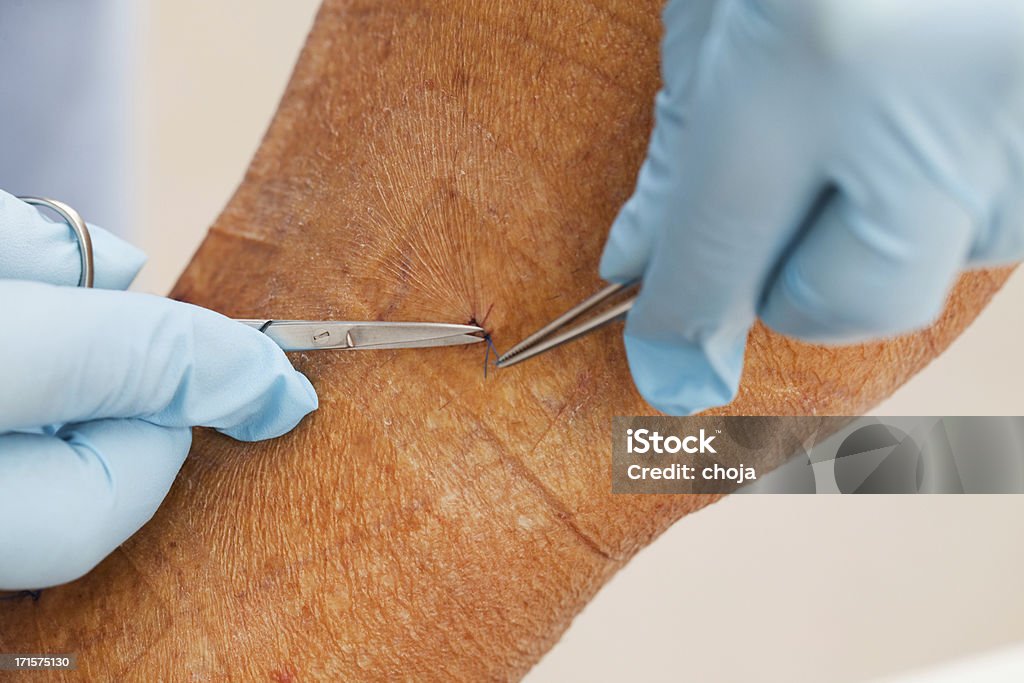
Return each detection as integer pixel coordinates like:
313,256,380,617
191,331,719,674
0,192,317,590
601,0,1024,416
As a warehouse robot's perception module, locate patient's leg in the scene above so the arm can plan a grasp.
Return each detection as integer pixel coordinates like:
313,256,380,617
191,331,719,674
0,1,1013,679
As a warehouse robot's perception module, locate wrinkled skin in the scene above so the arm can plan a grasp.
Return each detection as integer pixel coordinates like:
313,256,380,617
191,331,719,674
0,1,1013,680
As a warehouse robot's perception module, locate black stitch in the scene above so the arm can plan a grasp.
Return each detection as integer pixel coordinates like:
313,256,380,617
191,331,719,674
0,589,42,602
483,334,500,378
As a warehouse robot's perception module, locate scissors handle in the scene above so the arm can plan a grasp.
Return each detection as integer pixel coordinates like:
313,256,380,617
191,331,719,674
20,196,94,288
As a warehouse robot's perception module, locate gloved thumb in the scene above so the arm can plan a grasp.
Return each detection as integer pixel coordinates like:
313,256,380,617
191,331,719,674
0,189,145,290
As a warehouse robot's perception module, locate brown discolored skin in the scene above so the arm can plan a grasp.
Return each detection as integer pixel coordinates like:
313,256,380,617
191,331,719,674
0,1,1014,680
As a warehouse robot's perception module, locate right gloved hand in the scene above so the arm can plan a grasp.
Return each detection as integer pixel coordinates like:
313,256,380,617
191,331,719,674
601,0,1024,416
0,190,318,590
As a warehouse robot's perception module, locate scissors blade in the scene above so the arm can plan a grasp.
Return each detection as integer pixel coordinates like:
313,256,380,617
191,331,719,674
237,320,485,352
345,323,486,350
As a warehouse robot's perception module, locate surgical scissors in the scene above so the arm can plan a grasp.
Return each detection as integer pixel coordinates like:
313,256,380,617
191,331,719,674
496,280,638,368
26,196,486,352
236,320,485,351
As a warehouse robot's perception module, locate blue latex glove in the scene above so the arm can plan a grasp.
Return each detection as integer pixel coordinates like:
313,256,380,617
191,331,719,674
601,0,1024,416
0,191,317,589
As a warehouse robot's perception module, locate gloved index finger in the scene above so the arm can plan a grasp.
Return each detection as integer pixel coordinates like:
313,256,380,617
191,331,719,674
0,280,317,441
607,4,827,415
0,189,145,290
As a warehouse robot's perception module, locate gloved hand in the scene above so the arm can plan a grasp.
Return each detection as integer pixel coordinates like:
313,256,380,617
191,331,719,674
0,191,317,589
601,0,1024,415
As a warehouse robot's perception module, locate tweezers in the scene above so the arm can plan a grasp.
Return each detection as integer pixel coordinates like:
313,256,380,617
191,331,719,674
238,320,486,351
496,280,638,368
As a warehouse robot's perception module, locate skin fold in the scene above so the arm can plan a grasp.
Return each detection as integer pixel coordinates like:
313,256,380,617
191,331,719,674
0,1,1014,679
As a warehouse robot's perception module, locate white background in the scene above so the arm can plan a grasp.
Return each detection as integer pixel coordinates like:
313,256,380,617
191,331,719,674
110,1,1024,679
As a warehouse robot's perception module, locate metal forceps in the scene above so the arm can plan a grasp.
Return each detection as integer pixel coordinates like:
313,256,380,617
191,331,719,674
496,280,639,368
25,196,486,352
